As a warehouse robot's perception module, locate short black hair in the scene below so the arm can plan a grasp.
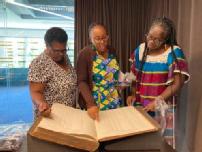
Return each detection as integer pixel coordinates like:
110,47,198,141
44,27,68,46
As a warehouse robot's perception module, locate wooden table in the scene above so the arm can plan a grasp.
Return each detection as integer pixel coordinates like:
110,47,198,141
27,131,175,152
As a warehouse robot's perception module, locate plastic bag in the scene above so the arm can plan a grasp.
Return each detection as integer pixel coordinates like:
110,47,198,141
154,96,169,134
118,71,136,86
0,123,31,152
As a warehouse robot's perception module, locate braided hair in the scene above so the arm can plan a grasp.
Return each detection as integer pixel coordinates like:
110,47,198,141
137,17,180,90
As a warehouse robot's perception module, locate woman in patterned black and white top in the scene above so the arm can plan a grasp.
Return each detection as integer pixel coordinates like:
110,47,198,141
28,27,77,119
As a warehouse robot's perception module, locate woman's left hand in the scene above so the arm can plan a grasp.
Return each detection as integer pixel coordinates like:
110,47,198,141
143,101,155,112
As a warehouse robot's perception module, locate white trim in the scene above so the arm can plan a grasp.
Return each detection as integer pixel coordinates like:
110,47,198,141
138,43,182,63
166,70,190,85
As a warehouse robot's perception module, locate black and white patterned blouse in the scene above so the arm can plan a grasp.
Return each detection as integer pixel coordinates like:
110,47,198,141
28,52,77,117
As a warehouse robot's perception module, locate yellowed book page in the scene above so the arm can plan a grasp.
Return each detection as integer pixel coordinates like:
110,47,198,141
95,106,158,141
37,103,97,141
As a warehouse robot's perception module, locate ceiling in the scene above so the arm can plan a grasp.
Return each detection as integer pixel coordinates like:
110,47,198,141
6,0,74,20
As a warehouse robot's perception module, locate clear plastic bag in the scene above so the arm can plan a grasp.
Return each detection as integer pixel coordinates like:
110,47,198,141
118,71,136,86
154,96,169,134
0,123,31,151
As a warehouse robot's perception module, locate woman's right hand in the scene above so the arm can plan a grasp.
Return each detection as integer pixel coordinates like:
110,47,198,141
87,106,99,121
126,95,136,106
37,102,51,117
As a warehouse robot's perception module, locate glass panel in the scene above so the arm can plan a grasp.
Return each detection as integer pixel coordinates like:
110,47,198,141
0,0,74,127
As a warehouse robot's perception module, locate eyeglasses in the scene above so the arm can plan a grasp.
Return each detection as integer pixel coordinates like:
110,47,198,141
93,35,109,43
145,34,165,46
50,47,69,54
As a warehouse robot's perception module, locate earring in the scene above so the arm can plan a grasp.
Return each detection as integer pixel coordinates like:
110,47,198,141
164,44,167,50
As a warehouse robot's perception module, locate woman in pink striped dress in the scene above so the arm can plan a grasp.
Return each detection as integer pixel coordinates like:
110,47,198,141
127,17,190,147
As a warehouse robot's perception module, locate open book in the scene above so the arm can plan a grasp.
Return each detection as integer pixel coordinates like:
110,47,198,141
29,103,160,151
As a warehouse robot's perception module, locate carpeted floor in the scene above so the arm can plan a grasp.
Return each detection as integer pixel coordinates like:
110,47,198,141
0,86,33,152
0,86,33,124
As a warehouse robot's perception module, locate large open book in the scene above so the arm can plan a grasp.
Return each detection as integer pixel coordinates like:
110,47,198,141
29,103,160,151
